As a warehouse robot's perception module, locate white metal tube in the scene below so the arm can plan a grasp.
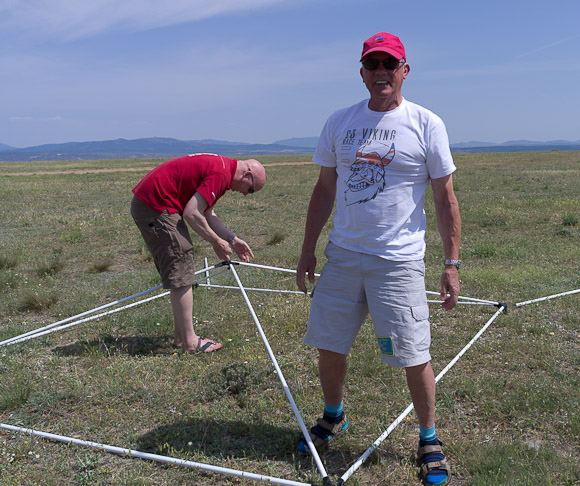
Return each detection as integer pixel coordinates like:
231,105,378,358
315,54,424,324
0,284,162,347
1,264,229,348
234,261,495,305
426,300,497,307
425,291,499,305
235,261,495,305
204,257,211,287
229,263,496,306
3,292,170,346
515,288,580,307
339,305,506,484
433,305,506,383
195,285,492,306
227,264,330,483
0,423,311,486
197,283,310,295
232,260,320,277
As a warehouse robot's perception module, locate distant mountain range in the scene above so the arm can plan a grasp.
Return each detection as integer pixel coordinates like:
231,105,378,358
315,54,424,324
0,137,319,162
0,142,15,151
450,139,580,153
1,137,579,162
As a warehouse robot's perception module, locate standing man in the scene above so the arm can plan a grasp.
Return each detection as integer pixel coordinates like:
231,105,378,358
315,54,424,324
296,33,460,486
132,153,266,353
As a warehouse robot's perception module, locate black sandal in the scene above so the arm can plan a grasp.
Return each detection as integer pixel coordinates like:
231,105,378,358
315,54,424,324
297,414,349,453
416,439,451,485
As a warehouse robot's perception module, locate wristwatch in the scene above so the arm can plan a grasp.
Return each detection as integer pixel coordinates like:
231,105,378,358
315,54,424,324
226,234,236,244
444,259,461,269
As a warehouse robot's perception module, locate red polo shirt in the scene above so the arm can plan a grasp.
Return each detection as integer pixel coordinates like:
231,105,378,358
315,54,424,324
132,153,237,214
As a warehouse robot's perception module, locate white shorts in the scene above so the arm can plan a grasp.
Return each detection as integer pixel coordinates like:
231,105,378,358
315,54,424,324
303,242,431,367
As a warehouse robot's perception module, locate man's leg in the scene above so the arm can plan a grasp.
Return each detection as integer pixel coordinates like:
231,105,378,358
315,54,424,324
405,361,435,428
319,348,347,405
406,361,450,485
298,348,349,452
170,286,222,353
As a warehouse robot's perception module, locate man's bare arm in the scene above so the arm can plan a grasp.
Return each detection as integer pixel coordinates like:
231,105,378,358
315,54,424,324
296,166,338,293
431,174,461,310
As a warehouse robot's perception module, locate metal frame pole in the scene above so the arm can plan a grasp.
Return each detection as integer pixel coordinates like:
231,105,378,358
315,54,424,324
196,284,493,306
516,288,580,307
0,423,312,486
337,305,506,485
3,291,170,346
0,284,162,347
232,260,320,277
425,290,500,306
197,283,309,295
1,263,230,348
204,257,211,287
227,263,331,485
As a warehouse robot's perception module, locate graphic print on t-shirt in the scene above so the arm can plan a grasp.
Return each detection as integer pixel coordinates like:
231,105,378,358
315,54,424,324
344,140,395,206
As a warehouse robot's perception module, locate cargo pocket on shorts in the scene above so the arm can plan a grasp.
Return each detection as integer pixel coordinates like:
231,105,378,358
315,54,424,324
168,217,194,257
411,304,431,354
411,304,429,322
138,218,164,252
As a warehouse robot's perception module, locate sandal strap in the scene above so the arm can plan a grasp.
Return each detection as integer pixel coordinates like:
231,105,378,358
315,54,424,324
316,417,346,435
420,457,450,476
298,414,348,452
418,443,444,456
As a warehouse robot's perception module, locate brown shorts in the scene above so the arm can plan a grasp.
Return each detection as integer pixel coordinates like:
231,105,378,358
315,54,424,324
131,196,196,289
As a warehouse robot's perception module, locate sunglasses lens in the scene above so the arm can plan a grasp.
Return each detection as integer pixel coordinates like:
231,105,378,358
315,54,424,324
248,173,255,193
362,59,380,70
362,58,400,71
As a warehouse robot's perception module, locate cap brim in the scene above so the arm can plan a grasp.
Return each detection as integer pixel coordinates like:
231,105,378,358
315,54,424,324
360,47,403,62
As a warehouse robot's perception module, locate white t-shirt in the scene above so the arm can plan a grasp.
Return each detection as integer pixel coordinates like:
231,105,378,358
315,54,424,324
313,98,456,261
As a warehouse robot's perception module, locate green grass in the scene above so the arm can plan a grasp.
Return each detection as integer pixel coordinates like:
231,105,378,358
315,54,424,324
1,152,579,485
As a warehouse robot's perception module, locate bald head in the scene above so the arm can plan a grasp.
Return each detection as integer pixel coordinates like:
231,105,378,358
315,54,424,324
232,158,266,195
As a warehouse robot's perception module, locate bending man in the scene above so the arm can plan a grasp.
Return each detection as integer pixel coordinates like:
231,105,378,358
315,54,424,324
132,153,266,353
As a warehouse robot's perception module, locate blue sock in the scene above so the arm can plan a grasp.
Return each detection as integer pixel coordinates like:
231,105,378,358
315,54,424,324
420,425,436,441
323,402,343,423
419,426,448,485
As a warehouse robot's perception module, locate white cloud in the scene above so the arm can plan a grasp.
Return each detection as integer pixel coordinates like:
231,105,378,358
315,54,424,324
413,58,580,80
9,116,64,122
515,34,580,59
0,0,285,40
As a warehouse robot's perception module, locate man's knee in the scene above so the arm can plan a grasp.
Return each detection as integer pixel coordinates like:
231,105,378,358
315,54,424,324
319,348,347,361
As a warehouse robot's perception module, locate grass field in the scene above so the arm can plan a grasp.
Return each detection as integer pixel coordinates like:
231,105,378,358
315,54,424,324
1,152,579,485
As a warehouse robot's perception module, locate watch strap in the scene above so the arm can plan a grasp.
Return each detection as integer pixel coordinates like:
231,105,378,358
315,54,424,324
444,259,461,269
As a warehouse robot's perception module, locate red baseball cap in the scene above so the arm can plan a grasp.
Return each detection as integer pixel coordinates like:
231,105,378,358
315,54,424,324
360,32,406,62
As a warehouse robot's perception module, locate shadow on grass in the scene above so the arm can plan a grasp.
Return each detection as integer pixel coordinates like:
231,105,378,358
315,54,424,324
52,335,170,357
135,418,369,478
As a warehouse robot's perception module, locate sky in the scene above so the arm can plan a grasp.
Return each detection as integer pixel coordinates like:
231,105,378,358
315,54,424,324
1,0,579,148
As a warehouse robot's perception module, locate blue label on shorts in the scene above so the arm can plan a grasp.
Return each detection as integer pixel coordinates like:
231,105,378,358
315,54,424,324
377,337,394,356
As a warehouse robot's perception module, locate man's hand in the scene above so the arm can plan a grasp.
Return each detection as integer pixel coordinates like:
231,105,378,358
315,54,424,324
212,238,233,262
231,237,254,263
440,267,459,310
296,253,317,294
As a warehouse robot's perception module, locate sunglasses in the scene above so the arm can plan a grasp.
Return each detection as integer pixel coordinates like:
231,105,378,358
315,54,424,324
361,57,404,71
248,172,255,194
